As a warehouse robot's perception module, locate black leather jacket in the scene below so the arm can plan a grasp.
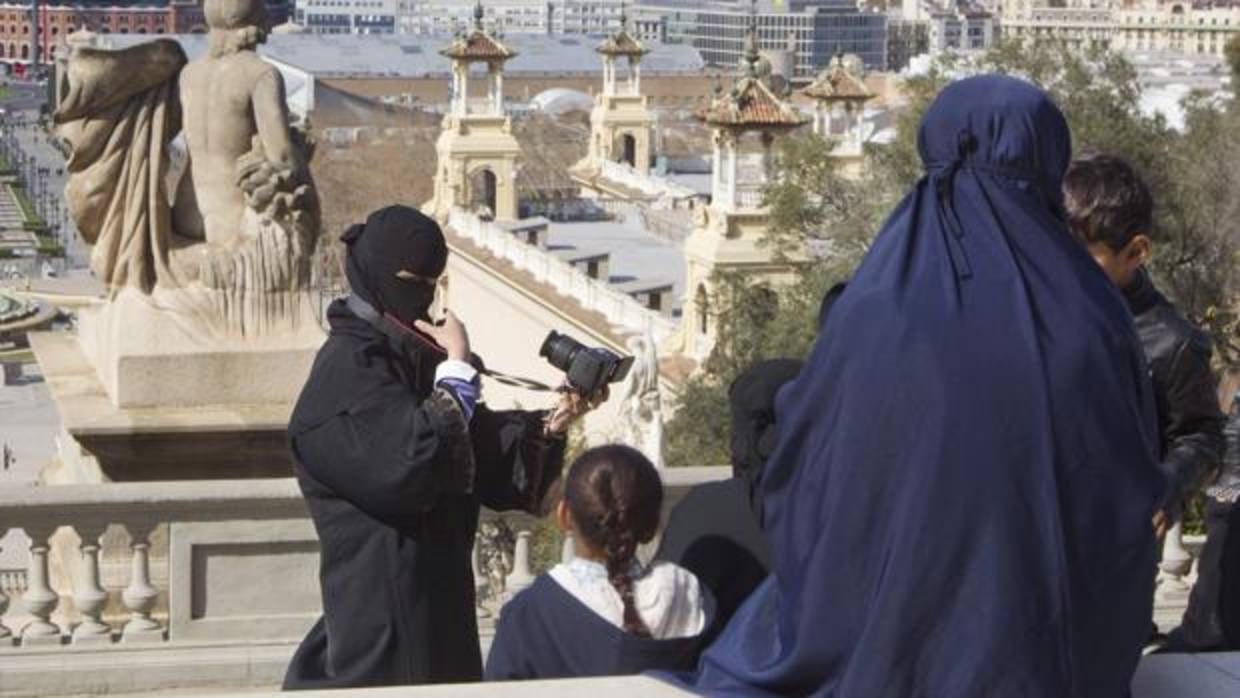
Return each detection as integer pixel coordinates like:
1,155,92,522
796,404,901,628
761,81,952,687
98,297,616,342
1206,394,1240,504
1125,270,1227,517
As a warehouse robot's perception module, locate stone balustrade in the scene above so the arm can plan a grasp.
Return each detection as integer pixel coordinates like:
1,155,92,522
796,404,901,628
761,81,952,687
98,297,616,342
0,467,726,696
734,187,765,211
597,160,697,204
0,470,1209,696
447,207,679,344
1154,520,1206,631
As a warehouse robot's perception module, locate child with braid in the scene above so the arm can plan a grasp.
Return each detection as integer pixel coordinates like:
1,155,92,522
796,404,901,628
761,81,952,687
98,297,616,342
484,445,715,680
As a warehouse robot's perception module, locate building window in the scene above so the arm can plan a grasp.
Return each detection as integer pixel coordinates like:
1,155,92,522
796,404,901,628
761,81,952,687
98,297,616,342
696,285,709,336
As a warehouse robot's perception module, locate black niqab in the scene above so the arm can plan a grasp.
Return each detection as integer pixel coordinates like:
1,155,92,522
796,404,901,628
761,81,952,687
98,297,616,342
342,205,448,326
655,359,803,640
729,359,805,486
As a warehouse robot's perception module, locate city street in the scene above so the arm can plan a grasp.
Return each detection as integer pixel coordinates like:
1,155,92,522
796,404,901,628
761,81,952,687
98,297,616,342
0,77,85,271
0,80,60,572
8,113,85,270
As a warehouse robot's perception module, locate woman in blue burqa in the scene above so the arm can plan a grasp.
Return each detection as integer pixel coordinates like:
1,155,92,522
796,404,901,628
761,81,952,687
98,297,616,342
679,75,1166,697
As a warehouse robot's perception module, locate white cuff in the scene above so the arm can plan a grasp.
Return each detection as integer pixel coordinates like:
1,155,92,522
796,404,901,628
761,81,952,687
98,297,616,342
435,359,478,385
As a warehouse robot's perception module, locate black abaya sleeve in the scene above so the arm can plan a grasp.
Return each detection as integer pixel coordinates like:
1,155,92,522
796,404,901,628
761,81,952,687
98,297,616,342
471,406,567,516
292,384,475,523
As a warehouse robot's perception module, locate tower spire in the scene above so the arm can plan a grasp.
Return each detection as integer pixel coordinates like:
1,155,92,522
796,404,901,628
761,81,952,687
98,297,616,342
474,0,485,31
743,0,761,79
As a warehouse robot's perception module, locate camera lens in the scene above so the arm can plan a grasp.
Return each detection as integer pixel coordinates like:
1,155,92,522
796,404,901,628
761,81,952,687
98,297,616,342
539,331,582,373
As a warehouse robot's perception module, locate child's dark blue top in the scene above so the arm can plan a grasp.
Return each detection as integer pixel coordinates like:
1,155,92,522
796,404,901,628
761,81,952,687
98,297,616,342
484,575,712,681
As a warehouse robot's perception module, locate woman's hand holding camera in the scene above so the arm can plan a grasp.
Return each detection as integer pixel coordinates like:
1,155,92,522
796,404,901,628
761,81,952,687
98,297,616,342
414,312,470,362
544,386,609,436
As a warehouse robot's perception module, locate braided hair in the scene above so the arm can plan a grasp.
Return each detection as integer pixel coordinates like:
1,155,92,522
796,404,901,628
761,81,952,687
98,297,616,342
564,445,663,637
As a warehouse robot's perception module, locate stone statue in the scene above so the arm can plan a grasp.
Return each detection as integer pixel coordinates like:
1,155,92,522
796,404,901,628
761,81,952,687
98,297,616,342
617,330,664,467
476,517,516,608
53,0,319,340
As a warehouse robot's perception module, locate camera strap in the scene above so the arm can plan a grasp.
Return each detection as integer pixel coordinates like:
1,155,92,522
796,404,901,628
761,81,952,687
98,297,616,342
343,294,562,393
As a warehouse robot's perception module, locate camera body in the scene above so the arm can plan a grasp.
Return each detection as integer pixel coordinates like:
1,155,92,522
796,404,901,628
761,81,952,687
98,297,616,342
539,331,634,399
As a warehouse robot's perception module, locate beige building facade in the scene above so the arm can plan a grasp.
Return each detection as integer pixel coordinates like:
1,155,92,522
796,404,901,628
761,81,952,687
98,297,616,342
582,11,657,176
1000,0,1240,57
680,24,808,361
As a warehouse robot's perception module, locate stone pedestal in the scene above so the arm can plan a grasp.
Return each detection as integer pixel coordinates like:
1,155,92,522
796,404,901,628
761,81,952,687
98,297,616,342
29,290,323,482
76,288,324,410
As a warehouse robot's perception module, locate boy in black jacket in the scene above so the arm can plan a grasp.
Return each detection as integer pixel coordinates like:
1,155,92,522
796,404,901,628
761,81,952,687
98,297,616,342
1064,154,1227,650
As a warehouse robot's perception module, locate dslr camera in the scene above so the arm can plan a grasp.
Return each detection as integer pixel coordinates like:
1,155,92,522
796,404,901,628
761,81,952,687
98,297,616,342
540,331,634,400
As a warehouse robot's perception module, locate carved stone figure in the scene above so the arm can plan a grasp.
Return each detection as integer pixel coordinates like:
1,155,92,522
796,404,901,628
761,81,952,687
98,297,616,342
476,517,516,608
53,0,319,339
617,330,664,467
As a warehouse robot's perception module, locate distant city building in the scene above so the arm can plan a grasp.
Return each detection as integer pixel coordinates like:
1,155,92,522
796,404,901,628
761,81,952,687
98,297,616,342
887,17,929,70
93,30,708,121
631,9,667,43
635,0,889,75
998,0,1240,58
929,8,995,53
0,0,290,67
385,0,627,37
296,0,397,33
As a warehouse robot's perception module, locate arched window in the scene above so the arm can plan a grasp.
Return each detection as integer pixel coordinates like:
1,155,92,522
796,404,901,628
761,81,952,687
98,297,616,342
468,168,498,218
20,43,27,59
696,284,709,336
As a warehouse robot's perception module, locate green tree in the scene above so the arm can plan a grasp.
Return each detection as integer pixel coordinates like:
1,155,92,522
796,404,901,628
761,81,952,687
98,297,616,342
1226,34,1240,84
664,38,1240,466
664,135,872,466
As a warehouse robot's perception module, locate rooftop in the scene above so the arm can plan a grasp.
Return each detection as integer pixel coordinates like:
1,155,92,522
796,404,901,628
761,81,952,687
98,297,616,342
597,6,648,58
597,30,647,58
441,31,515,61
697,21,808,129
545,204,686,313
99,33,705,79
441,3,515,62
802,54,874,102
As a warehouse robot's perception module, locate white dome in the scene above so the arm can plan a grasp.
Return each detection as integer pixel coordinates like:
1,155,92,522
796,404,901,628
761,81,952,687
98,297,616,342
530,88,593,115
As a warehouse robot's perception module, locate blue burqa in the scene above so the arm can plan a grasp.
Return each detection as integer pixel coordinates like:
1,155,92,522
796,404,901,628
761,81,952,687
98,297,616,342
683,76,1165,697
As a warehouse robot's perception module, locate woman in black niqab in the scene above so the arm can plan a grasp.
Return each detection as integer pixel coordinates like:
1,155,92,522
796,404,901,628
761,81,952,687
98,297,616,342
283,205,570,689
655,358,802,639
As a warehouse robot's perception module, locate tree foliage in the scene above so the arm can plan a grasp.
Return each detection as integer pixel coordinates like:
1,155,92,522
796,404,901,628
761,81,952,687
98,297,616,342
665,38,1240,466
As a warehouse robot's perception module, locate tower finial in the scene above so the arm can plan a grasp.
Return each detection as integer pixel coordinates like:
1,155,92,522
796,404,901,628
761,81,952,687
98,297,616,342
620,0,628,29
743,0,761,78
474,0,485,31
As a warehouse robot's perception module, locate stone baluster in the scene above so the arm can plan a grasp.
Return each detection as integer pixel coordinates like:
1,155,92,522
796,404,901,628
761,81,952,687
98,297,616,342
122,522,163,642
561,532,576,564
0,528,11,643
71,522,111,644
505,530,535,597
21,525,62,646
1156,520,1193,602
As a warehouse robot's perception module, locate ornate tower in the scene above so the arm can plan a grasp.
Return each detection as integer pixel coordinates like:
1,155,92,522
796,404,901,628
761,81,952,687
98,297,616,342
425,1,521,223
680,18,808,360
578,2,656,176
801,54,874,162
